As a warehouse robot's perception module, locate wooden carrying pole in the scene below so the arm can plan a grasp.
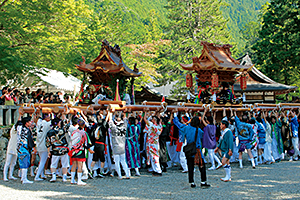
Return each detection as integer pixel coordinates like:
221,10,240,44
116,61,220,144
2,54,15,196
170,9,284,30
19,102,300,115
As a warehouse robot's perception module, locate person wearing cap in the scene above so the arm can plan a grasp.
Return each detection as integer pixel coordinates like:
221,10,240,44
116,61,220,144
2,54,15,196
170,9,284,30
17,116,35,184
215,120,233,182
34,113,52,181
69,119,94,185
46,115,70,183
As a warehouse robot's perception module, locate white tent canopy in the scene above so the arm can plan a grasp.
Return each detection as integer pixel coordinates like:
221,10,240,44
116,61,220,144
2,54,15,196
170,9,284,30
5,68,81,93
35,69,81,93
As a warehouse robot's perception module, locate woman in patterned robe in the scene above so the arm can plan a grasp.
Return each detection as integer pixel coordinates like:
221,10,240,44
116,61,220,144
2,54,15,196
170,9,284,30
144,111,163,176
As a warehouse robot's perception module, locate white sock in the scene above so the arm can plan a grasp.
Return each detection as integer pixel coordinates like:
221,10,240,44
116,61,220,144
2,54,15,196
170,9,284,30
214,155,222,166
52,172,56,180
223,165,228,179
239,159,243,168
71,172,76,182
254,157,258,166
78,173,82,182
135,168,140,175
63,174,67,180
250,158,255,166
209,151,215,167
227,165,231,179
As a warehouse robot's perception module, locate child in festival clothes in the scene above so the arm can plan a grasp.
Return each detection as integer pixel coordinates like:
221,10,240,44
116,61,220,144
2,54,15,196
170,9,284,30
69,119,94,185
107,110,131,179
215,120,233,182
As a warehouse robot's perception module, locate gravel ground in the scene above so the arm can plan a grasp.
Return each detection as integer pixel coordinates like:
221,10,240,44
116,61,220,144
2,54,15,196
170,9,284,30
1,156,300,200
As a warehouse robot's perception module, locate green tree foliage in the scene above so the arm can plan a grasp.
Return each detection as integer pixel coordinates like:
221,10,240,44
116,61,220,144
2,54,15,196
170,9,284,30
240,3,268,63
159,0,230,97
0,0,92,84
221,0,267,56
252,0,300,86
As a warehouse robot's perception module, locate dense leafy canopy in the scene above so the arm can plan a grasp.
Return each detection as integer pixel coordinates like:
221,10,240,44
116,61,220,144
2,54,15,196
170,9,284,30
157,0,230,97
0,0,92,84
1,0,299,99
252,0,300,87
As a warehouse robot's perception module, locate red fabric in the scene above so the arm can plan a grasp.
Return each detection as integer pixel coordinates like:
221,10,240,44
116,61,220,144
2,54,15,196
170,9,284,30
169,124,177,146
182,116,188,123
68,149,86,165
176,141,183,152
211,73,219,89
5,95,12,101
186,74,193,88
95,141,107,154
240,75,247,90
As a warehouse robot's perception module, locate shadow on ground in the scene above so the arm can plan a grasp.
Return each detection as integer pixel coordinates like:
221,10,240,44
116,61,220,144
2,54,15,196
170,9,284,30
1,157,300,200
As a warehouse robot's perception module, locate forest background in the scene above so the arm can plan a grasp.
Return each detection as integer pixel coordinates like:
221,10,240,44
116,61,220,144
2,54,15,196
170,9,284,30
0,0,299,100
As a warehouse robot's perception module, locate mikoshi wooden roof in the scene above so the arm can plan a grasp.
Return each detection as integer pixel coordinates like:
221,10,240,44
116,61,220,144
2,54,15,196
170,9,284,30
75,40,142,84
234,54,297,94
179,41,253,83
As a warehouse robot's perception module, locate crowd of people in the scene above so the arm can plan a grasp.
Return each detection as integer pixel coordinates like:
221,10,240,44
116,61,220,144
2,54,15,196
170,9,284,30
2,105,300,188
0,87,72,105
